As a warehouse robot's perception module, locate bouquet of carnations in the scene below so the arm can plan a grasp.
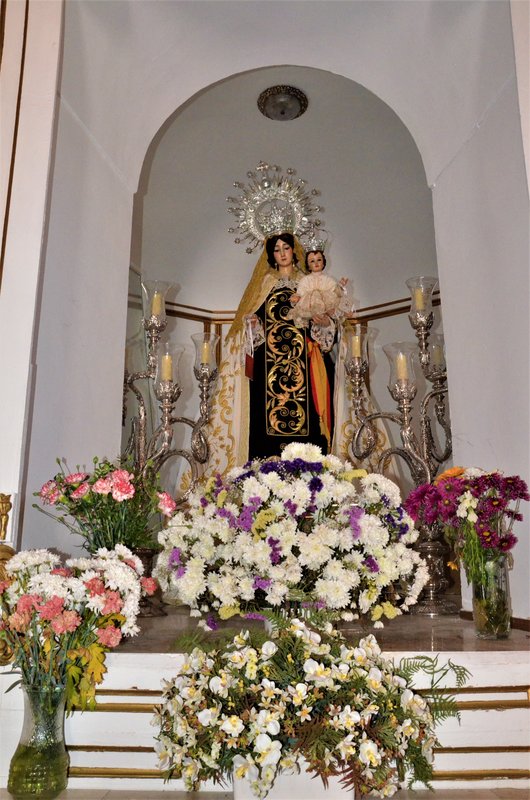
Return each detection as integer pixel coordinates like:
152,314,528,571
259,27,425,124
154,443,428,627
35,457,177,552
0,545,157,708
154,619,466,798
405,466,528,585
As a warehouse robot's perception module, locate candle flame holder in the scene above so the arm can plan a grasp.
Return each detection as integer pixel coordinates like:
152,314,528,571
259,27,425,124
346,277,456,615
123,282,218,507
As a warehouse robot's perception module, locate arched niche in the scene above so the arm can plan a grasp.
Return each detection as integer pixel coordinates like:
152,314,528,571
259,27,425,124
124,65,442,493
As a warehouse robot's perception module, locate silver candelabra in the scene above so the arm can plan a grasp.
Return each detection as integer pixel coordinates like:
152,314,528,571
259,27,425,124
345,276,456,615
123,280,218,506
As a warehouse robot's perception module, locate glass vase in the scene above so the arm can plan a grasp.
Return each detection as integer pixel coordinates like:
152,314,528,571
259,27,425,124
8,683,69,799
471,556,511,639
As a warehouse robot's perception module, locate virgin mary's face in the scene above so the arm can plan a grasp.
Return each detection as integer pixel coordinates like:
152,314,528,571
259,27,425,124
273,239,294,268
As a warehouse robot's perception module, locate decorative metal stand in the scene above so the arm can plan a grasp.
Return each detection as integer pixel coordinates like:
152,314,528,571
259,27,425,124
123,281,218,506
346,277,457,615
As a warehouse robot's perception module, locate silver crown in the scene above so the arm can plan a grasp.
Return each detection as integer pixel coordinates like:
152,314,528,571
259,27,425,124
301,226,328,254
227,161,324,254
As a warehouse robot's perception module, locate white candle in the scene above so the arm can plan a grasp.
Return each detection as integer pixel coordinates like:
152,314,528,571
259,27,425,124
352,334,361,358
201,340,211,365
396,352,408,381
151,291,163,317
414,287,424,311
160,353,173,381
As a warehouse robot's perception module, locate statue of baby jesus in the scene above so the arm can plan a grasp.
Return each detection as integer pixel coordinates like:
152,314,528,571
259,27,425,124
287,249,352,328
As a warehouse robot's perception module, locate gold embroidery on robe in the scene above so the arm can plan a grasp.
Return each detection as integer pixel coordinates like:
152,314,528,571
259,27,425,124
265,285,308,436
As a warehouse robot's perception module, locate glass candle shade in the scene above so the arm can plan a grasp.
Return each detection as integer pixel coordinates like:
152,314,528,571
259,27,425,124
406,276,438,315
192,331,220,374
346,322,375,363
383,342,417,389
141,280,174,323
156,345,183,386
427,334,446,373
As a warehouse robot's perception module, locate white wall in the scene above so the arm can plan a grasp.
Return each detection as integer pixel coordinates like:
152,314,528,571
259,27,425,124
433,77,529,614
5,1,527,616
0,0,63,545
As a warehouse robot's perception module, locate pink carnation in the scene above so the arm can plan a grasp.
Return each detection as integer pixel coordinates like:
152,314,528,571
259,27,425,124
8,610,32,633
65,472,89,485
85,577,106,596
17,594,42,614
111,476,135,502
111,469,134,483
140,576,158,596
39,480,60,505
71,482,90,500
92,477,112,495
157,491,177,517
0,580,12,594
50,610,81,634
51,567,72,577
101,590,124,615
37,595,65,620
96,625,122,648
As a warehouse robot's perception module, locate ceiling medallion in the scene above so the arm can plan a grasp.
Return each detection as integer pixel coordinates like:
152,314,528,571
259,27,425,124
257,85,308,121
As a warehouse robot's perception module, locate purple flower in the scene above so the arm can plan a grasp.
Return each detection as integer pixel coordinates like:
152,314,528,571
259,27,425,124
267,536,282,565
259,461,283,475
200,496,208,508
218,506,237,527
244,612,267,621
168,547,181,567
348,506,363,539
284,499,298,517
283,458,323,475
253,576,272,591
238,507,254,532
206,614,219,630
174,565,186,578
364,555,380,573
309,476,323,494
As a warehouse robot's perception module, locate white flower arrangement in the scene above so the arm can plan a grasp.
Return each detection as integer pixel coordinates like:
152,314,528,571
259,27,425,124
154,444,428,627
153,619,465,798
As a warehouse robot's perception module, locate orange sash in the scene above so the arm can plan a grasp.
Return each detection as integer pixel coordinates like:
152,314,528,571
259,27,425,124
307,340,331,448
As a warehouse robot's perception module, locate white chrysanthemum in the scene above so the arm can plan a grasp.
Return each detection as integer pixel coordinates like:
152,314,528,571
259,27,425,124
322,454,344,473
241,476,270,505
359,514,390,551
297,535,332,569
7,549,60,574
314,578,351,609
311,522,339,548
281,442,323,462
361,473,402,507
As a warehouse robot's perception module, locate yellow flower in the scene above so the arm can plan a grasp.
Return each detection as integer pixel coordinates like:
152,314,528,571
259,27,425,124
447,560,459,571
342,469,367,481
251,508,277,535
434,466,465,484
381,601,400,619
218,605,240,620
216,489,228,506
